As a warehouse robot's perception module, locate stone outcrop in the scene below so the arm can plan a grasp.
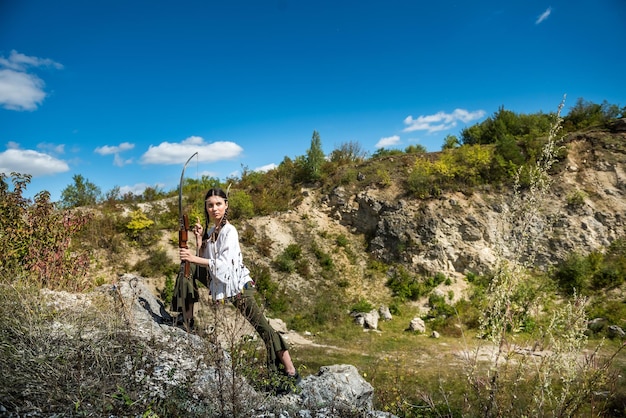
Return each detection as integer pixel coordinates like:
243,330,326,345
323,132,625,277
42,274,396,418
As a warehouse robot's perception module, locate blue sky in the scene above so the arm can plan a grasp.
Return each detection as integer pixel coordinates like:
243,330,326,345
1,1,625,202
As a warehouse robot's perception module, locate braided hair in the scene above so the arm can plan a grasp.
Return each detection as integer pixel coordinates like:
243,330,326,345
203,187,229,243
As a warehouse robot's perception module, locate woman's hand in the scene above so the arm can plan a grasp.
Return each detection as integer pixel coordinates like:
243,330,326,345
180,248,194,262
192,217,203,241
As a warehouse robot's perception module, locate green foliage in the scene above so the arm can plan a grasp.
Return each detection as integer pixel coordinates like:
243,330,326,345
159,274,176,305
425,293,455,318
406,156,438,198
407,145,494,197
237,159,301,216
566,189,588,207
125,209,158,245
350,299,374,313
404,144,427,154
337,168,358,185
335,234,349,247
328,140,367,165
289,290,344,331
563,97,625,131
375,168,391,187
227,189,255,220
554,239,626,295
441,134,460,150
457,107,562,183
60,174,102,208
312,243,334,271
249,263,288,313
0,173,92,291
587,299,626,337
304,130,325,182
140,185,166,202
133,247,178,278
386,266,426,301
372,148,403,158
460,106,553,147
273,244,302,273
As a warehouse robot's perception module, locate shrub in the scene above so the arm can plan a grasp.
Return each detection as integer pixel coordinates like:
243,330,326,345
133,247,178,278
228,189,255,220
1,173,92,291
335,234,349,247
351,299,374,313
566,189,587,207
249,263,288,313
125,209,157,245
273,244,302,273
386,266,425,301
159,273,176,305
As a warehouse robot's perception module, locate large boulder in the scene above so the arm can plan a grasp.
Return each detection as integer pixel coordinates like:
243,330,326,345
68,274,396,417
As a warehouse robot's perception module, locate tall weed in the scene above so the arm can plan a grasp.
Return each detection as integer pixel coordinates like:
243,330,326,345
459,98,624,417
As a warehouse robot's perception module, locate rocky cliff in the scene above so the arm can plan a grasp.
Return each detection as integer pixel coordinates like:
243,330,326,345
242,128,625,306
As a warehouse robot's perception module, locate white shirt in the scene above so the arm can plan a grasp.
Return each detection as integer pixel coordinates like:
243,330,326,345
200,223,251,300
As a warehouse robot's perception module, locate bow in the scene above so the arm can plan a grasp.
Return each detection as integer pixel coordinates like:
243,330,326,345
172,152,198,319
179,152,198,280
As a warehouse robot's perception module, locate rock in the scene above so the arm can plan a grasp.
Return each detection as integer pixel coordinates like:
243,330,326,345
608,325,626,338
379,305,392,321
430,331,440,339
299,365,374,411
353,309,380,330
409,317,426,333
40,274,394,417
587,317,608,333
609,118,626,132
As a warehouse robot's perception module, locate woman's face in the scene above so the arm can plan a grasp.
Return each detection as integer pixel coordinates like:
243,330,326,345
205,195,228,223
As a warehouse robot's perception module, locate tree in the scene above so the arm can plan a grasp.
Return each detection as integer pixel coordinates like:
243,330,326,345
329,141,367,165
304,130,325,182
60,174,101,208
405,144,427,154
563,98,624,131
441,134,460,150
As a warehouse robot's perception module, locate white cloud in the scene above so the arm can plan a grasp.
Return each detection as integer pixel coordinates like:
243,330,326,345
37,143,65,155
536,7,552,25
403,108,486,133
94,142,135,167
375,135,401,149
113,154,133,167
94,142,135,156
0,50,63,111
0,148,69,177
0,69,46,111
140,136,244,165
254,163,277,173
0,50,64,71
119,183,154,196
118,182,166,196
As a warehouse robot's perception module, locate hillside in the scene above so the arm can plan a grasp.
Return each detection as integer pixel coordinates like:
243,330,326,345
3,124,626,417
110,126,626,328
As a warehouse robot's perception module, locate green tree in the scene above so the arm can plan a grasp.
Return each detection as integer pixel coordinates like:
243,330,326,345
329,140,367,165
563,98,625,131
441,134,460,150
304,130,325,182
405,144,427,154
60,174,101,208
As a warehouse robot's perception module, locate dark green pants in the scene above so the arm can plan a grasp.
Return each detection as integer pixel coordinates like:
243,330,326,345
231,286,289,373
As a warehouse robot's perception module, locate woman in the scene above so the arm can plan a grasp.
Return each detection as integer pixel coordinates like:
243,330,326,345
179,187,300,386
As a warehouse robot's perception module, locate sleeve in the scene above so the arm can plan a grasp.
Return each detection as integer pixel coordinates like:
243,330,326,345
210,226,239,285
